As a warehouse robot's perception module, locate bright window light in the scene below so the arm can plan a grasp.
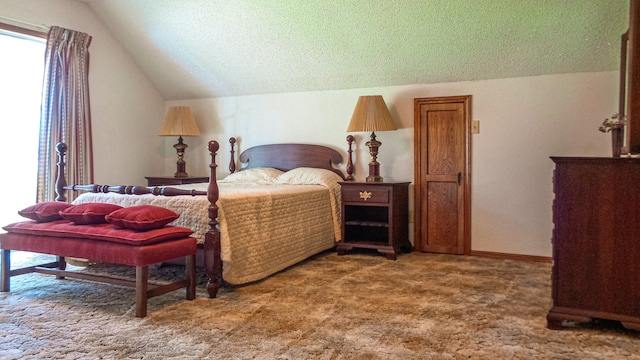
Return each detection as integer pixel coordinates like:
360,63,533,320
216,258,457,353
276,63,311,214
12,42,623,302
0,31,45,225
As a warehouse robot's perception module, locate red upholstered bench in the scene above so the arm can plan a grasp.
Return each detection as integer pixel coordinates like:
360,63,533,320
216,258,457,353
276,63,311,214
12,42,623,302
0,219,197,318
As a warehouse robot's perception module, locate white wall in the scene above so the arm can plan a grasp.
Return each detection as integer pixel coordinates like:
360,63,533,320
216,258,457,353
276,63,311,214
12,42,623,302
0,0,166,185
169,71,618,257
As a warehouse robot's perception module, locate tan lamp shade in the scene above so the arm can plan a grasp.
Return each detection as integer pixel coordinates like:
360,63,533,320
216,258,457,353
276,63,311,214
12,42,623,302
346,95,397,183
346,95,397,132
158,106,200,178
158,106,201,136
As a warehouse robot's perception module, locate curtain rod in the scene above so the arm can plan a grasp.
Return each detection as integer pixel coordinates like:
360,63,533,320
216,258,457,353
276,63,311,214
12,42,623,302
0,15,49,32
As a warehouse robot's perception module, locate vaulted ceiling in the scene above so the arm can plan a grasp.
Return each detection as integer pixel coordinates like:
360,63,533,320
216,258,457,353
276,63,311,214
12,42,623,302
80,0,629,100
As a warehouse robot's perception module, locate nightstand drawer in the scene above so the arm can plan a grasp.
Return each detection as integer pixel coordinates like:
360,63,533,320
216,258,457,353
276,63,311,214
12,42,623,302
342,187,389,204
145,176,209,186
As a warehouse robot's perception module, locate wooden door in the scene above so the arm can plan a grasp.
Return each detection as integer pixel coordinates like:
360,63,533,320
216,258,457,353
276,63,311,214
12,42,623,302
414,96,471,254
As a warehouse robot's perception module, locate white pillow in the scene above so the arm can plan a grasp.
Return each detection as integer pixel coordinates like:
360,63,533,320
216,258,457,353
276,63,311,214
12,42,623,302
276,167,343,186
219,167,284,183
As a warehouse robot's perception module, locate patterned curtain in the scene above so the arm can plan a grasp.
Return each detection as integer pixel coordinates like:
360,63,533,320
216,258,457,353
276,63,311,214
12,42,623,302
37,26,93,202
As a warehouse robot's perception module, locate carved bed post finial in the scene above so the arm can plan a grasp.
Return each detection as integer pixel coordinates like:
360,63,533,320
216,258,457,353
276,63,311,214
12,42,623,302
205,140,222,298
55,143,68,202
346,135,355,181
229,137,237,174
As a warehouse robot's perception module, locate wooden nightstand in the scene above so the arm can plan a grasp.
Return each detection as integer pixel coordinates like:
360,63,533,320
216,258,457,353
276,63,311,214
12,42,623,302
337,182,411,260
145,176,209,186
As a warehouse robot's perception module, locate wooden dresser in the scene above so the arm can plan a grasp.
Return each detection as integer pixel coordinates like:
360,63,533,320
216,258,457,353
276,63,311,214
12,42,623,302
548,157,640,331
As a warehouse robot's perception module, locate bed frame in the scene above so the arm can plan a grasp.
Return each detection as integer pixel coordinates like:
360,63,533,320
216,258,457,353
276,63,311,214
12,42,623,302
57,137,355,298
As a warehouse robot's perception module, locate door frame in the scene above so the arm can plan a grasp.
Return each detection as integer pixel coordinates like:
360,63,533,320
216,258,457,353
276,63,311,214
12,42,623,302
413,95,472,254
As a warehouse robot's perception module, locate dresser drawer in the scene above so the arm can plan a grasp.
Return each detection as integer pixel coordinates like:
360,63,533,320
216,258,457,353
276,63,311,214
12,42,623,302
342,187,390,204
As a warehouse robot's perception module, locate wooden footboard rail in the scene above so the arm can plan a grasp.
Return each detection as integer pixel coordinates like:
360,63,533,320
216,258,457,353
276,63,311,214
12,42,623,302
55,141,223,298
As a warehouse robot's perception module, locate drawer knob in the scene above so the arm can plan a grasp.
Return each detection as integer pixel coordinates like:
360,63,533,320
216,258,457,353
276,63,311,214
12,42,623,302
359,191,372,201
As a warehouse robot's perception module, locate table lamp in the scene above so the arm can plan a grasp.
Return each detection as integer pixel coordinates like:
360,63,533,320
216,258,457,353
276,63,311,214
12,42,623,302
158,106,201,177
346,95,398,182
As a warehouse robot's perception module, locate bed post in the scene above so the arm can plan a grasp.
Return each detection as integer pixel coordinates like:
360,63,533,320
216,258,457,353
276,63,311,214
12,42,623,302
229,137,236,174
204,140,223,298
54,143,68,274
55,143,68,202
346,135,355,181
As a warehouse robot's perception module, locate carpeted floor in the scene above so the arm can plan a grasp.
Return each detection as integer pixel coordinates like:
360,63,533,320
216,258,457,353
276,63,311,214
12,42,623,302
1,250,639,359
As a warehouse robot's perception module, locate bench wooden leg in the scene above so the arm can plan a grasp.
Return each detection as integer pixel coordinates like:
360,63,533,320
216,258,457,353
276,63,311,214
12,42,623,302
135,265,149,318
186,254,196,300
56,256,66,280
1,249,9,292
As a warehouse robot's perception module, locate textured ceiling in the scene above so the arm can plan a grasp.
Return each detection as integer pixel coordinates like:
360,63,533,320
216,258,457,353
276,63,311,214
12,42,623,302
80,0,629,100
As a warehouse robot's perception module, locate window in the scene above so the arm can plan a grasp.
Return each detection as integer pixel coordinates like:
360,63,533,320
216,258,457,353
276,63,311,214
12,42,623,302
0,24,46,225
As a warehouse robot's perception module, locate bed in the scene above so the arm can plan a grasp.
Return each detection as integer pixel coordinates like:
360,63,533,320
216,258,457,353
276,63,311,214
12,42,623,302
62,137,355,298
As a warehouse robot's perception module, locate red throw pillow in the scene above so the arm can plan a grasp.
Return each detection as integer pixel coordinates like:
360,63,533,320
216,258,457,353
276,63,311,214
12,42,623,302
105,205,180,231
18,201,73,222
59,203,123,225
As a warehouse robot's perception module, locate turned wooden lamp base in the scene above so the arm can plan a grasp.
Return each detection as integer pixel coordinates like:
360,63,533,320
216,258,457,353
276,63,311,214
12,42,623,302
366,132,384,183
173,136,190,178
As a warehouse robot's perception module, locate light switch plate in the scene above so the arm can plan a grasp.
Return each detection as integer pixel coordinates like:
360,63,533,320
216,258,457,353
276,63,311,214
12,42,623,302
471,120,480,134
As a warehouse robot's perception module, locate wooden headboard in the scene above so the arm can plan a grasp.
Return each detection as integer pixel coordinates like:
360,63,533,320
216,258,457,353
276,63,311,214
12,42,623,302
228,137,354,180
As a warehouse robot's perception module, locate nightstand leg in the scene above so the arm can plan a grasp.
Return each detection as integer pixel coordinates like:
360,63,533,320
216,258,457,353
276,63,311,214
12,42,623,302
379,249,397,260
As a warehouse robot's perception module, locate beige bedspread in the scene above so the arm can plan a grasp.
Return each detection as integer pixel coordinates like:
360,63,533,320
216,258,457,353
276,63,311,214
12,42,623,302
73,181,341,284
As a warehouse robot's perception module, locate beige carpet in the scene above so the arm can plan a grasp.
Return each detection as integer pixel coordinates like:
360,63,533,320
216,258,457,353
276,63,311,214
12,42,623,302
1,250,639,359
